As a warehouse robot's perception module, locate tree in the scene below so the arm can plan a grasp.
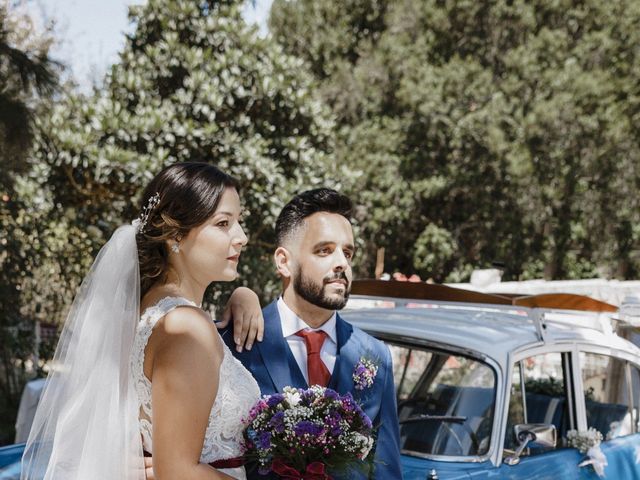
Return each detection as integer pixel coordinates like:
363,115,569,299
27,0,339,313
2,0,340,443
0,0,59,443
0,0,57,180
270,0,640,281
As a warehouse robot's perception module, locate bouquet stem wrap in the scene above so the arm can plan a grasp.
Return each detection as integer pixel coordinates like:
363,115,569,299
272,459,331,479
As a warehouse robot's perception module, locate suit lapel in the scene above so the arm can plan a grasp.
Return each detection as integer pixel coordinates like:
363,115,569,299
328,314,359,393
258,301,307,391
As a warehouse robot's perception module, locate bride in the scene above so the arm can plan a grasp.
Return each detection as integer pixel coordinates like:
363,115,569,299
22,163,263,479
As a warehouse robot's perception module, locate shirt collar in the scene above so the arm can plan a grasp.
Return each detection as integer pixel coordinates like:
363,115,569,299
277,297,337,344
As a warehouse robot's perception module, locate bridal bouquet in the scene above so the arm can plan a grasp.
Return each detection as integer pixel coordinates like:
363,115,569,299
243,386,375,479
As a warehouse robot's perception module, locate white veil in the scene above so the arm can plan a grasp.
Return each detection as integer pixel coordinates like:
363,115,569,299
21,224,145,480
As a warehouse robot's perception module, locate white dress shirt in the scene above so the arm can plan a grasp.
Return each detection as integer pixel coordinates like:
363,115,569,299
277,297,337,384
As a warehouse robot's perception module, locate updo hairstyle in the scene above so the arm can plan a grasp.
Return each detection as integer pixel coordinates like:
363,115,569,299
136,162,239,298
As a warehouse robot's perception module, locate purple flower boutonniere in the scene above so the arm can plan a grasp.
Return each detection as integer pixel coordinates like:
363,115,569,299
353,357,378,390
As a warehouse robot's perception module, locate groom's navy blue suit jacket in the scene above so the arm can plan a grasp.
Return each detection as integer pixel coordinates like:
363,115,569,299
223,300,403,480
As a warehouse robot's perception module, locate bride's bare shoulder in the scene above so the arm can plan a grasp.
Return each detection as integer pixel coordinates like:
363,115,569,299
151,306,221,373
159,306,212,337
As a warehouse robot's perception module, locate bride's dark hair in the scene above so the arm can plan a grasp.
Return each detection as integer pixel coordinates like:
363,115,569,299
136,162,238,298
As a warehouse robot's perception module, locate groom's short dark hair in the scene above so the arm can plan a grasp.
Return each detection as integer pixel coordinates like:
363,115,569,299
275,188,353,246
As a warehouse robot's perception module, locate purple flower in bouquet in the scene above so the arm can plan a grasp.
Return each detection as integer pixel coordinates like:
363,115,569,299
353,357,378,390
243,386,375,478
267,393,284,407
257,432,272,450
268,411,286,433
295,420,324,437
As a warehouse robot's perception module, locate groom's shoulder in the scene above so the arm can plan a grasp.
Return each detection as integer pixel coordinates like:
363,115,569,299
336,313,391,363
262,299,279,319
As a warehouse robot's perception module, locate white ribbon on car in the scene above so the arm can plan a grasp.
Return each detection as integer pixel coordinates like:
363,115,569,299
578,444,608,478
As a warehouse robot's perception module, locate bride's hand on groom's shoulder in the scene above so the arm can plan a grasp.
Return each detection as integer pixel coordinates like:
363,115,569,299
218,287,264,353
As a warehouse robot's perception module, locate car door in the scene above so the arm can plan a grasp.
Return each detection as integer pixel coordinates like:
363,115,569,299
575,351,640,479
383,340,498,479
492,350,585,480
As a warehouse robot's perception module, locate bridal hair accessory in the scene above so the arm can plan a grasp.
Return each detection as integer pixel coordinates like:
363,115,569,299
133,192,161,234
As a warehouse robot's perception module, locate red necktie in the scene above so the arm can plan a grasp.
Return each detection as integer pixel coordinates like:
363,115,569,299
296,329,331,387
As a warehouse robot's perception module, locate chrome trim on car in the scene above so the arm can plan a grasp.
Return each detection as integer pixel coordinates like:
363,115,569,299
400,449,492,463
363,331,487,361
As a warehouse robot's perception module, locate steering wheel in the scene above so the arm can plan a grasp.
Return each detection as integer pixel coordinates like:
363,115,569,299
433,421,481,455
400,414,481,455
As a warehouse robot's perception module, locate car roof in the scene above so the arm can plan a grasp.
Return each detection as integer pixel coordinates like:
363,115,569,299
341,297,640,368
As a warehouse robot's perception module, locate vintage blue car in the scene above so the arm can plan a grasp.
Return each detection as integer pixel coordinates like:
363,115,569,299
343,280,640,479
2,281,639,479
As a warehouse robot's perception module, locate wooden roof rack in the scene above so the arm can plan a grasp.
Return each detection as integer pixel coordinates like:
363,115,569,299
351,280,617,313
510,293,617,313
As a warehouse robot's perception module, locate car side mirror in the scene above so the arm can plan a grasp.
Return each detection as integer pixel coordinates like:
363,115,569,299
504,423,557,466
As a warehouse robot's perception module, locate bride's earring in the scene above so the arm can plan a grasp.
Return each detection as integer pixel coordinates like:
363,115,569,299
171,238,180,253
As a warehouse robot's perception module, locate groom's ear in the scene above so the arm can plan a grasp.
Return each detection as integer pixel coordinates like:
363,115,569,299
274,246,293,279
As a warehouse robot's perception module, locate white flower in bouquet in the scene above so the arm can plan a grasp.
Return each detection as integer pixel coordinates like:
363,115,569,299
347,432,375,459
283,386,302,407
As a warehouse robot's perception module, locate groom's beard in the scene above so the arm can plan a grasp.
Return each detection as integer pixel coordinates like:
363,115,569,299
293,268,351,311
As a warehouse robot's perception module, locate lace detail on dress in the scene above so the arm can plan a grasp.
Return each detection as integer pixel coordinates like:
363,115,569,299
130,297,261,478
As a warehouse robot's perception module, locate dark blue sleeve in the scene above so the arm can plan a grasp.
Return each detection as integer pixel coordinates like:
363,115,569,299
371,345,403,479
218,323,237,351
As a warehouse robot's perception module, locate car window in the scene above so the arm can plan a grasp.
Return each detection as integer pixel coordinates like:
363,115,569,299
580,352,636,439
389,343,496,458
389,345,433,401
504,352,574,456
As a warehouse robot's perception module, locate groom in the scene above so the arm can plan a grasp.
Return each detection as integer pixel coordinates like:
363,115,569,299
231,188,402,479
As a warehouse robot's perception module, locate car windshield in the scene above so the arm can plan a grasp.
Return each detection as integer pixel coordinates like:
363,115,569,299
390,343,496,458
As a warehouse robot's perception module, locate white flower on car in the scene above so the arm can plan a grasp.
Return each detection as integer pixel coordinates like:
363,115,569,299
567,428,607,477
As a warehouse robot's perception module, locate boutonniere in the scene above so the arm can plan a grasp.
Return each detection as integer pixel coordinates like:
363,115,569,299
353,357,378,390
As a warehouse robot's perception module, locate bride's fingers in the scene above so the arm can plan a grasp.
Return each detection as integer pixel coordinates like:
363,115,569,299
256,312,264,343
235,311,251,353
244,315,260,351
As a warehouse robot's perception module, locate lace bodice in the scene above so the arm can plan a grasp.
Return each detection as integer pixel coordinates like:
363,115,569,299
130,297,260,478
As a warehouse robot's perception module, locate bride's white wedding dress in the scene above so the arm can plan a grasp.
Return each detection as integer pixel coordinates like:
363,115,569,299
22,226,261,480
131,296,261,479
